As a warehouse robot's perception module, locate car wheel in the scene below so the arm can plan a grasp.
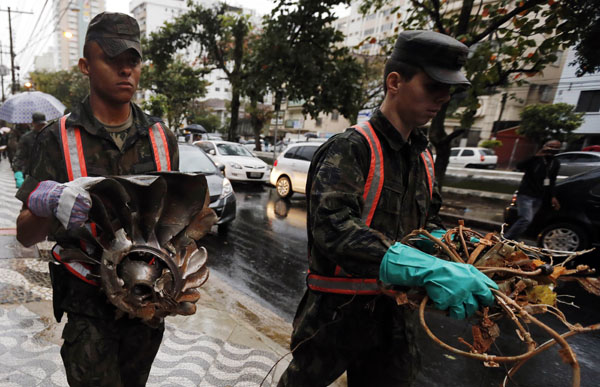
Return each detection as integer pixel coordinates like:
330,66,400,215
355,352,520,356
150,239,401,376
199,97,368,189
218,222,230,236
538,222,589,252
276,176,293,198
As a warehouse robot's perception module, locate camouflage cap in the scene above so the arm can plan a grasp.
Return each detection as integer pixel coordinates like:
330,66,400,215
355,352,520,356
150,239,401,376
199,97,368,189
390,30,470,87
85,12,142,58
31,112,46,124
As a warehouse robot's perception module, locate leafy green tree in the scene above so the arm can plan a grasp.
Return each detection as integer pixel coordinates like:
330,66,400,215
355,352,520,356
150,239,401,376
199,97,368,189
146,3,250,141
518,103,583,145
249,0,363,123
29,66,89,112
139,56,208,131
358,0,599,182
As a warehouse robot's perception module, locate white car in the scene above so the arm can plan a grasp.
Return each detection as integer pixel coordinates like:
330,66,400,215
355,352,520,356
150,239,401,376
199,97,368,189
449,147,497,169
270,142,322,198
194,140,269,183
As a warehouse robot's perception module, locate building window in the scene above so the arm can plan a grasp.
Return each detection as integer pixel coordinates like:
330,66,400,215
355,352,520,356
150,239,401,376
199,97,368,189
363,28,375,36
576,90,600,112
331,111,339,121
538,85,553,103
366,13,377,20
215,87,220,91
315,117,322,127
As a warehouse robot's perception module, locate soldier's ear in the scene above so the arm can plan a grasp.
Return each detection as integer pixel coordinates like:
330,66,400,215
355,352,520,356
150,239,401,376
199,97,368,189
78,57,90,77
386,72,403,95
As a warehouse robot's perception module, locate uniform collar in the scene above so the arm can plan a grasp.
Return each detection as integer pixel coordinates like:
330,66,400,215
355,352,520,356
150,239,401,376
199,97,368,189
369,108,429,153
66,96,156,136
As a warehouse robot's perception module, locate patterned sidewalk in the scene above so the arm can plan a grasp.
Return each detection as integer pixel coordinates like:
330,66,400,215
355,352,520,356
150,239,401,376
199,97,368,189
0,160,292,386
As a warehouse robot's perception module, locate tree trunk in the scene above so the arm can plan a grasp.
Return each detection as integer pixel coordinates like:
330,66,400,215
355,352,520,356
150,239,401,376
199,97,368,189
250,99,263,151
229,85,240,142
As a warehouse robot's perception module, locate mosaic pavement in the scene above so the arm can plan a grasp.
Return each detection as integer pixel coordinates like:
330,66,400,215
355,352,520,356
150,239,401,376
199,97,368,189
0,160,284,386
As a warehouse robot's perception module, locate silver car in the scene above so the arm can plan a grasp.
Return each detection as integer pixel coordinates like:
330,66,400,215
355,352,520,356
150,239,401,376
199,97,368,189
554,151,600,176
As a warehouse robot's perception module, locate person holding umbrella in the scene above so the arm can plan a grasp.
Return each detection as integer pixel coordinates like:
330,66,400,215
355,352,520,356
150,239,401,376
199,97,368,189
13,112,47,188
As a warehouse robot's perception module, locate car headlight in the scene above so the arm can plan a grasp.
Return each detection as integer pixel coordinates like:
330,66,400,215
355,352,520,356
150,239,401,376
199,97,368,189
220,178,233,199
229,162,242,169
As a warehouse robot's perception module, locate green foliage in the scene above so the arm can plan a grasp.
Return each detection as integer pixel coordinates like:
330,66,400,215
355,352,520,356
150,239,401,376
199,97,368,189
139,55,207,131
479,139,503,149
145,3,251,141
141,94,167,118
518,103,583,144
249,0,363,122
29,67,89,112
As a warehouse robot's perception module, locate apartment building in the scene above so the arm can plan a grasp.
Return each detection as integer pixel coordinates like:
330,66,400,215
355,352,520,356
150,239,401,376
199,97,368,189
554,49,600,148
55,0,106,70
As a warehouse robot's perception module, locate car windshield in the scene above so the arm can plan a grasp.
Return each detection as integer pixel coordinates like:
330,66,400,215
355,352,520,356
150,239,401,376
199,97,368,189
179,146,219,173
217,143,254,157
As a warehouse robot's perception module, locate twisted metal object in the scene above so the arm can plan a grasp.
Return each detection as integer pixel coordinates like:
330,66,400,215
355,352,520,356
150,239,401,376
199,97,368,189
57,173,217,326
396,221,599,387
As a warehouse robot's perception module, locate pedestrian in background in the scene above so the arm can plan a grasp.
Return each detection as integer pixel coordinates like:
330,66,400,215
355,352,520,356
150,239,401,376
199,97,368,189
504,140,561,241
13,112,47,188
278,30,497,386
15,12,178,387
7,122,29,167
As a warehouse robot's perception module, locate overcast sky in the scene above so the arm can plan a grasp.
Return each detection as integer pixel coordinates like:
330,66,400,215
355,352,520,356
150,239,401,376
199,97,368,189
0,0,349,84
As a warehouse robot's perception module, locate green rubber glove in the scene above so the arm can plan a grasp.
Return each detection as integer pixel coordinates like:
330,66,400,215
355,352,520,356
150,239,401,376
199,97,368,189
412,229,446,254
380,243,498,319
14,171,24,188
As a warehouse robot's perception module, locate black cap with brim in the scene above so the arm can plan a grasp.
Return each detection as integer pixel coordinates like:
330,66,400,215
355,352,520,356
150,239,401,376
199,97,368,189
85,12,142,58
391,30,471,88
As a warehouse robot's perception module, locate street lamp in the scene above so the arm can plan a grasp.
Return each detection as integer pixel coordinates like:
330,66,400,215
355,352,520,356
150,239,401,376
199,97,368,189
24,81,32,91
63,31,73,39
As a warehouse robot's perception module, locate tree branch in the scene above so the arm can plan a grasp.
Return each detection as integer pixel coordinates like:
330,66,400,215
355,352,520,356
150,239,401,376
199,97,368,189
469,0,545,46
409,0,446,34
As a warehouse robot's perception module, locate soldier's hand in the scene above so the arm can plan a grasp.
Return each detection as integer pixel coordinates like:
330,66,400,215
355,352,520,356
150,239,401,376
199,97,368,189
27,180,92,230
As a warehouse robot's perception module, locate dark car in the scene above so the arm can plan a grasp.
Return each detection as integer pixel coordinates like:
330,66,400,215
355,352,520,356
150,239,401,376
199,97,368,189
504,169,600,266
554,151,600,176
178,143,236,234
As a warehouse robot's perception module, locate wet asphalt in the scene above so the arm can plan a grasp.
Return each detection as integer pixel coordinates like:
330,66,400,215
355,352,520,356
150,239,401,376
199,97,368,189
202,182,600,387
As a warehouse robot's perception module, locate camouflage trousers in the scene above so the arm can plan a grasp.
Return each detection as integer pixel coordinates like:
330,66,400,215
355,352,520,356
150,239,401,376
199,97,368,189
278,291,421,387
60,312,164,387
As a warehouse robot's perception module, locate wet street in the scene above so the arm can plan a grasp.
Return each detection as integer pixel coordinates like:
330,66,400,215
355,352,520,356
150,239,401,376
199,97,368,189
204,182,600,387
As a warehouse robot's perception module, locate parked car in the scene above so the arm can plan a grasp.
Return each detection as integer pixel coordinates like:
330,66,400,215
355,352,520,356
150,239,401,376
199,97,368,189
178,143,236,234
449,147,497,169
270,142,321,198
193,140,269,183
242,139,265,152
504,168,600,267
554,151,600,176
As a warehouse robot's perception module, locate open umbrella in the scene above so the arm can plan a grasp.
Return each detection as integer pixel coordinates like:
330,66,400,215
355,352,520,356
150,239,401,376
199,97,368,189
183,124,207,133
0,91,66,123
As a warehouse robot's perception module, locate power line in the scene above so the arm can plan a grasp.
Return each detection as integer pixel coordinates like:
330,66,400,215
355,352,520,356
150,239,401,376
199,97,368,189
19,0,49,55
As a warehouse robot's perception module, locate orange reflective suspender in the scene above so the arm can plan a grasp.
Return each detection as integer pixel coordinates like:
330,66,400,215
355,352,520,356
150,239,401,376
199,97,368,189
54,116,172,285
306,121,436,295
148,122,171,171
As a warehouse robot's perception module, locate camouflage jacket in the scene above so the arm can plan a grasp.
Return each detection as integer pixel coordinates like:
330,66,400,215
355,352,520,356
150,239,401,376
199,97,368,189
12,129,37,174
16,96,179,245
307,109,444,279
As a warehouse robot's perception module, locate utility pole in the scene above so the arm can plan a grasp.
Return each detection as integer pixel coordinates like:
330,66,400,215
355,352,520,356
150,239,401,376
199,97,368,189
0,7,34,94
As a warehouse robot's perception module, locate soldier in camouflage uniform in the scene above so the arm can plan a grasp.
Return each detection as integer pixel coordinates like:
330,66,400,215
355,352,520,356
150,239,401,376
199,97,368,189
15,12,178,387
13,112,47,187
7,123,29,166
278,31,478,386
